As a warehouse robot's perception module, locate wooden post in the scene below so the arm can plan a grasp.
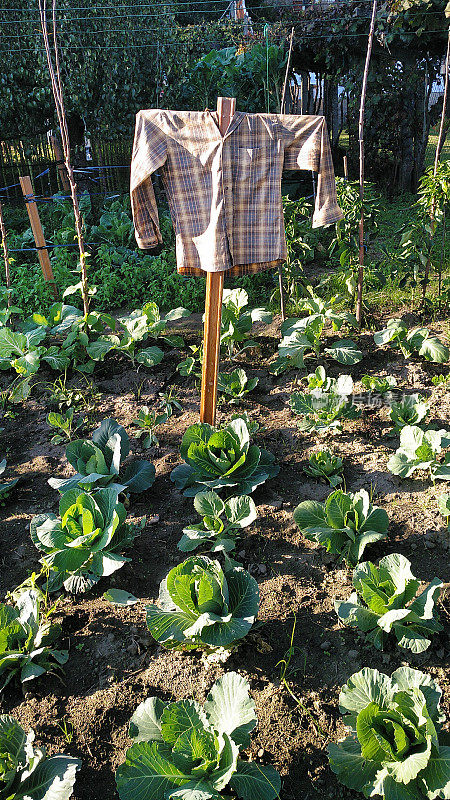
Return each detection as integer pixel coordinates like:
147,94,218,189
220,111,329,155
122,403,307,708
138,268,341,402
343,154,348,181
49,132,71,193
277,27,295,324
200,97,236,425
19,175,58,300
355,0,377,327
421,28,450,306
0,201,11,306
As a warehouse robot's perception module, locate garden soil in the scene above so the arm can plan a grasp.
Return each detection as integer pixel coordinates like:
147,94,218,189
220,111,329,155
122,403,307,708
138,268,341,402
1,309,449,799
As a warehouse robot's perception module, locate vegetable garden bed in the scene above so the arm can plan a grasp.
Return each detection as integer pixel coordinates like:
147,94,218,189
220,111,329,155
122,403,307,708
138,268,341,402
1,305,449,800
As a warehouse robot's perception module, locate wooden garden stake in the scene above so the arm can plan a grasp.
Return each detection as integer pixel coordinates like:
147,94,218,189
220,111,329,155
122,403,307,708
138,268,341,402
0,201,12,307
19,175,58,300
39,0,90,318
343,154,348,181
421,27,450,306
355,0,377,327
277,27,295,324
200,97,235,426
49,132,71,192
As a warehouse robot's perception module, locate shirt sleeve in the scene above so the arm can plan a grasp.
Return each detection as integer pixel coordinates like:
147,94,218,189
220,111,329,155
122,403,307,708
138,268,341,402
280,114,343,228
130,110,167,249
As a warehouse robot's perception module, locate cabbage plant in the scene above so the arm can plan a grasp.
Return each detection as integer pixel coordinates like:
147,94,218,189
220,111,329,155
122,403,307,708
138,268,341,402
220,288,272,357
361,374,397,395
0,715,80,800
328,666,450,799
387,425,450,481
217,368,258,403
178,491,257,554
389,394,429,432
30,487,143,593
0,458,19,505
335,553,443,652
0,589,68,690
49,417,156,493
290,374,360,434
170,418,278,497
293,488,389,566
0,326,69,377
115,671,281,800
437,493,450,529
303,450,343,487
374,317,449,363
146,555,259,650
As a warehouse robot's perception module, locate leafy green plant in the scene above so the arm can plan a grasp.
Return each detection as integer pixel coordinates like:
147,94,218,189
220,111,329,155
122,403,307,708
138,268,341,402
115,671,281,800
231,411,260,436
0,715,80,799
177,491,257,554
146,555,259,650
290,374,360,434
303,450,343,487
335,553,443,652
437,492,450,530
46,408,84,444
0,327,69,377
171,417,279,497
132,406,170,448
432,373,450,387
0,589,68,690
217,368,259,404
293,489,389,567
49,417,156,493
272,294,362,374
361,374,397,395
176,343,203,379
328,666,450,800
374,318,449,363
30,486,144,594
220,288,272,358
389,394,429,432
158,386,183,416
0,459,19,504
387,425,450,481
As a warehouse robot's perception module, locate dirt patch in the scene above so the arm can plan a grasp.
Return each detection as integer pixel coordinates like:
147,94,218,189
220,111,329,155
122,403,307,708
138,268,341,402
1,310,449,799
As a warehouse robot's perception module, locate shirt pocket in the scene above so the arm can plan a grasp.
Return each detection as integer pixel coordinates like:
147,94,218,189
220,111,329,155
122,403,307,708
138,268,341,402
233,145,270,181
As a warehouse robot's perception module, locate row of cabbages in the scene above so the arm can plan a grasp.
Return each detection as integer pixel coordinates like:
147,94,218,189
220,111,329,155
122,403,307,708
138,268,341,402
1,414,448,799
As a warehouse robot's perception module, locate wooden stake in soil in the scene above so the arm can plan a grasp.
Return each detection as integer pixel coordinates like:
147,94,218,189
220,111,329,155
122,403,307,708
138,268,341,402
49,132,70,192
38,0,90,318
343,154,348,181
277,26,295,324
421,28,450,306
200,97,235,426
355,0,377,327
0,201,12,307
19,175,58,300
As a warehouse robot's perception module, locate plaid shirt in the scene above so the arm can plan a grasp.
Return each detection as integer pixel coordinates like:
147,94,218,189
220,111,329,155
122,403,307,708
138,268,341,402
131,109,343,277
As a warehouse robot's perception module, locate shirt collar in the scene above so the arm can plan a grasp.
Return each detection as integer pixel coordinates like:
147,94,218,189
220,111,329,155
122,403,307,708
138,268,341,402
206,109,245,139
